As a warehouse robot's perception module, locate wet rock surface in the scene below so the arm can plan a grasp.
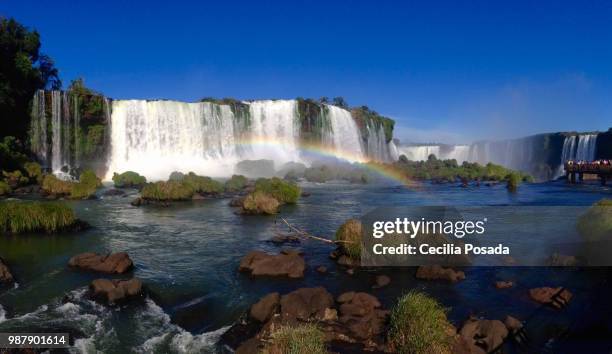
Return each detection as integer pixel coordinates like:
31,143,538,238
238,250,305,278
69,252,134,274
0,257,14,284
529,287,572,308
89,278,143,305
459,317,508,354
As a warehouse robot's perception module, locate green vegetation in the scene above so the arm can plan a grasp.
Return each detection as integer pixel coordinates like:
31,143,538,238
0,201,76,233
391,155,532,183
242,191,280,215
41,174,73,196
141,180,194,201
0,181,10,196
1,18,61,140
83,125,106,156
2,170,29,188
300,164,372,184
263,324,328,354
351,106,395,143
182,172,224,194
225,174,248,192
112,171,146,188
254,177,300,204
0,136,29,172
41,169,101,199
577,199,612,243
23,161,43,184
506,172,522,192
388,291,452,354
335,219,363,259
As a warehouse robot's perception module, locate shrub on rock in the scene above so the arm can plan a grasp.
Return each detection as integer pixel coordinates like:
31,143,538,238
335,219,363,260
70,169,101,199
0,201,77,233
242,191,280,215
182,172,224,194
225,174,248,192
389,291,453,354
23,162,43,184
141,180,194,201
2,170,29,188
254,177,300,204
112,171,146,188
42,174,73,196
263,324,327,354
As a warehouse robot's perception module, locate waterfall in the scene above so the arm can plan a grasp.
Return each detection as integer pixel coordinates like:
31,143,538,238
574,134,597,161
398,145,441,161
30,90,47,163
50,91,62,171
324,105,364,160
73,94,80,168
365,123,395,161
105,99,381,180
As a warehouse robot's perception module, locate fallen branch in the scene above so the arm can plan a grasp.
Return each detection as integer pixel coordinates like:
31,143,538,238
278,217,353,245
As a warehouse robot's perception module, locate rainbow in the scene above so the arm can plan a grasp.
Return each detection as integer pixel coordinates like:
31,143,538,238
235,137,422,189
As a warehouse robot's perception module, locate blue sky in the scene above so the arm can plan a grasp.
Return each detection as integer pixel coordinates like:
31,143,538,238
2,0,611,143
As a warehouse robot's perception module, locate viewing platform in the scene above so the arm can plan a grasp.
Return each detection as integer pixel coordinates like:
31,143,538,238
564,162,611,185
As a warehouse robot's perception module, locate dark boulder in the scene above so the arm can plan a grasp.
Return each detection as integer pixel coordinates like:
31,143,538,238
459,317,508,354
495,280,513,289
529,287,572,308
0,257,14,284
280,287,334,322
250,292,280,323
372,275,390,289
239,250,305,278
69,252,133,274
336,291,388,341
89,278,143,305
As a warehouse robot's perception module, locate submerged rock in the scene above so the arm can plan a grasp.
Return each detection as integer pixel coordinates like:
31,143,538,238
495,280,513,289
547,253,578,266
316,265,327,274
102,188,127,197
69,252,133,274
504,315,523,333
0,257,14,284
459,317,508,354
416,265,465,282
268,234,301,245
239,250,305,278
372,275,391,289
89,278,143,305
528,287,572,308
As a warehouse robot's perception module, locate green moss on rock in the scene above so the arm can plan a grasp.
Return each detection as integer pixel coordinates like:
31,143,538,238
254,177,300,204
225,174,248,192
0,181,11,196
141,180,194,201
263,324,328,354
241,191,280,215
112,171,147,188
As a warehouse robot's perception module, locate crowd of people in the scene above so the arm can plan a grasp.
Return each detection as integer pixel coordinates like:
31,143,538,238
566,159,611,168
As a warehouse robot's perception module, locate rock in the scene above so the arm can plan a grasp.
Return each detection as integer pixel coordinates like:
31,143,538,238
323,307,338,321
131,197,143,206
459,318,508,354
301,191,311,197
102,188,126,197
0,257,14,284
279,287,334,322
239,250,305,278
69,252,133,274
250,292,280,322
528,287,572,308
229,196,245,207
235,337,261,354
504,315,523,333
337,255,360,267
416,265,465,282
239,192,280,215
346,268,354,275
89,278,143,304
495,280,513,289
191,193,206,200
548,253,578,266
316,265,327,274
268,234,300,245
337,292,388,340
372,275,390,289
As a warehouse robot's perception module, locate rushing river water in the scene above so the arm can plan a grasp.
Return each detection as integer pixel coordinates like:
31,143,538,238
1,180,611,353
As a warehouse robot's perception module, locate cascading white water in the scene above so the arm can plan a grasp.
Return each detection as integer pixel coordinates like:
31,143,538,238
574,134,597,161
324,105,364,160
398,145,441,161
51,91,62,171
106,100,310,180
365,124,395,161
30,90,47,163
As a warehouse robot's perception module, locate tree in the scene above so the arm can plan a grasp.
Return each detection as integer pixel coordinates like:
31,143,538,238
332,96,348,109
0,17,61,140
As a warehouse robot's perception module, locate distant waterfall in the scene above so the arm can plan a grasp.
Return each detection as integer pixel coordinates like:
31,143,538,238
574,134,597,161
29,90,80,172
325,105,364,159
105,99,379,180
364,124,395,161
30,90,47,162
399,145,441,161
